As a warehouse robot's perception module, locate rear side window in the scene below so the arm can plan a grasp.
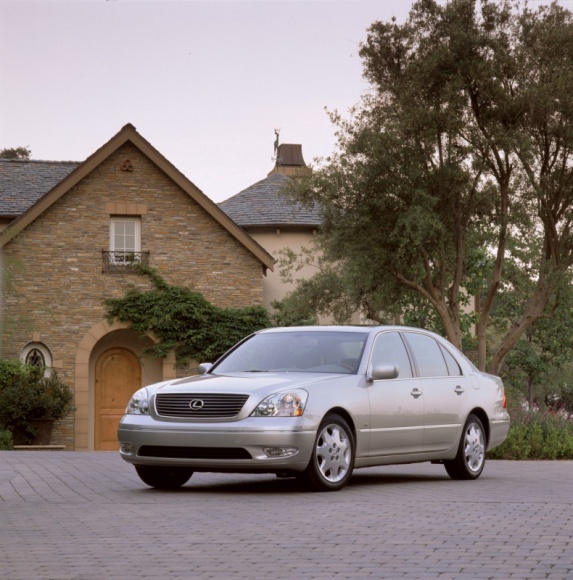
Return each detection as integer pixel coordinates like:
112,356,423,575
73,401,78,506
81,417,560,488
404,332,448,377
439,344,462,376
370,331,413,378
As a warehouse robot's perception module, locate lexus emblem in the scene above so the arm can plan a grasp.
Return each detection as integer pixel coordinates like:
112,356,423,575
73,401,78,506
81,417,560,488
190,399,204,410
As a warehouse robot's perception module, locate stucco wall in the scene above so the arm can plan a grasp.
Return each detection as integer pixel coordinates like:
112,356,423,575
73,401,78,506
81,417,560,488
248,229,317,309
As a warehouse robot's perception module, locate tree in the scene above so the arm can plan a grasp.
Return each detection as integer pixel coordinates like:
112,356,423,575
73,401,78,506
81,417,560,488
494,275,573,412
283,0,573,374
0,147,31,160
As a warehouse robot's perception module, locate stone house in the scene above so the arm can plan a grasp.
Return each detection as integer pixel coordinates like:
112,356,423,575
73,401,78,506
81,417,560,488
0,124,274,451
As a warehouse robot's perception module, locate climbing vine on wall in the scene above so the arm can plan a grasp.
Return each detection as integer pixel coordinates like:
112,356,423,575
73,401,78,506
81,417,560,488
104,264,270,364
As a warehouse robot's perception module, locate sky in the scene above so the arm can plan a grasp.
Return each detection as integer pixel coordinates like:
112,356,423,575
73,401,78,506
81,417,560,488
2,0,561,204
0,0,420,202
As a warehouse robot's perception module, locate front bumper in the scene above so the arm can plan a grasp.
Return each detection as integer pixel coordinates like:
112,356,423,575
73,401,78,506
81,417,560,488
118,415,316,473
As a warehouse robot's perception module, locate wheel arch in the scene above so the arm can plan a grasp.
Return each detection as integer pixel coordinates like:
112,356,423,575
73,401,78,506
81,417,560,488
323,407,356,438
468,407,490,445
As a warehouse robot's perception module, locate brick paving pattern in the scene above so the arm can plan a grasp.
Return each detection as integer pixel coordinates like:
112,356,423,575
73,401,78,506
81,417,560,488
0,453,571,579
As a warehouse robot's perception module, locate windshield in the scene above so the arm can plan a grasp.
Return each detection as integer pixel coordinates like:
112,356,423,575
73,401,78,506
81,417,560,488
213,331,369,374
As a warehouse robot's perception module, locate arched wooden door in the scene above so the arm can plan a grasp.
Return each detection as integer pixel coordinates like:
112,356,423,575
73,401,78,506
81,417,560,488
95,348,141,451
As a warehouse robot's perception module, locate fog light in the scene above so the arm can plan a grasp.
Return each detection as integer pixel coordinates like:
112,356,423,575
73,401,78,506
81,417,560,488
263,446,298,458
119,443,132,454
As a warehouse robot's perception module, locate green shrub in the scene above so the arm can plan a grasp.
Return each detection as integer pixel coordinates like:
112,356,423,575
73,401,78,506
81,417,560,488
488,405,573,460
0,427,13,450
0,360,74,444
0,359,27,389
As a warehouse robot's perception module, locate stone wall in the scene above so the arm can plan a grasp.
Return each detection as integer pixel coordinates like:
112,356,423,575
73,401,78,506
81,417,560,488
1,143,265,447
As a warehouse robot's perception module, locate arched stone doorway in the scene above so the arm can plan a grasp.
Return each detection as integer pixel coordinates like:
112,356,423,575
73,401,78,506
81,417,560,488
74,321,176,451
95,348,141,451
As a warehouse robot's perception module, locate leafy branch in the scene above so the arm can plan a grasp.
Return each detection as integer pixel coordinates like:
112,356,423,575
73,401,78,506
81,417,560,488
105,264,270,364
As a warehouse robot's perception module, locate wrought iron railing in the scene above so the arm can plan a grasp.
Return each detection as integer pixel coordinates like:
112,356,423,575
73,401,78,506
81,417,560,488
102,251,150,273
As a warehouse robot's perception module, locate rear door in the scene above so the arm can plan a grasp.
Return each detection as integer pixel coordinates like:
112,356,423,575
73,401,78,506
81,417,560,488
403,332,467,453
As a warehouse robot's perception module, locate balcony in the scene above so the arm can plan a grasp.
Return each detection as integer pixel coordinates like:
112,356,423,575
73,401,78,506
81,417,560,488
102,250,150,273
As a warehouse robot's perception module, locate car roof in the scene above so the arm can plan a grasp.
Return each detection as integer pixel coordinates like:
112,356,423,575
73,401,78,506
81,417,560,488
258,325,422,335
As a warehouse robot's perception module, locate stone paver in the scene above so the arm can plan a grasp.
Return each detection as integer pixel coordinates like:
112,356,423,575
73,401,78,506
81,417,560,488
0,452,571,579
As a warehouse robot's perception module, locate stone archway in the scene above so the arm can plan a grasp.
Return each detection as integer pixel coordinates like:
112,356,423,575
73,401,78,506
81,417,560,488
74,320,176,451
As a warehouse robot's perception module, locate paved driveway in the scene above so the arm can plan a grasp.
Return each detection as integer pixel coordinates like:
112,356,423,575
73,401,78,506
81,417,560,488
0,452,571,579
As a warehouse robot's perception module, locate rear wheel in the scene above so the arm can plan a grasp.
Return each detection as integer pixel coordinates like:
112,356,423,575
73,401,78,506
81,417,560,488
301,413,355,491
444,414,486,480
135,465,193,489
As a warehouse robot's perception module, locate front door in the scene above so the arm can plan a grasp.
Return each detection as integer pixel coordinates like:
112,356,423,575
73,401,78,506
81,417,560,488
367,331,424,456
95,348,141,451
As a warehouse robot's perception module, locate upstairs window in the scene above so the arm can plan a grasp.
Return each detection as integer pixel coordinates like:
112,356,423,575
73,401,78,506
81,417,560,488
110,217,141,263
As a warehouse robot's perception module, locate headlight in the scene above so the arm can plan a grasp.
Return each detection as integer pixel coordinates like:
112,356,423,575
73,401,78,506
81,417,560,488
251,389,308,417
125,388,150,415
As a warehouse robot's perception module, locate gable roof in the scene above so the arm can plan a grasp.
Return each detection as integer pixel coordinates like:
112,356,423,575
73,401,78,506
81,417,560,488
219,171,321,229
0,159,79,217
0,124,274,271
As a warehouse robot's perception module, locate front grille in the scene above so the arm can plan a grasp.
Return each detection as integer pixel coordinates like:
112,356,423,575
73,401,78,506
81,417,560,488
138,446,252,460
155,393,249,418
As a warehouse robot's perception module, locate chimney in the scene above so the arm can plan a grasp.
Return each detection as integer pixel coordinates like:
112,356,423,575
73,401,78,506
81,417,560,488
269,144,307,177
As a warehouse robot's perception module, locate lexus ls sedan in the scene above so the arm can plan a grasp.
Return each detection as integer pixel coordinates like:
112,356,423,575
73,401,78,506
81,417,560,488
118,326,510,491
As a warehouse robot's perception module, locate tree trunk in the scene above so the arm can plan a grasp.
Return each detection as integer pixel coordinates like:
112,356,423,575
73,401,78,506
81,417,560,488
487,280,552,376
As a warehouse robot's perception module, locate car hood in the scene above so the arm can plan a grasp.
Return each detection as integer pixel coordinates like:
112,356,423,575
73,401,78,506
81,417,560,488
152,371,346,399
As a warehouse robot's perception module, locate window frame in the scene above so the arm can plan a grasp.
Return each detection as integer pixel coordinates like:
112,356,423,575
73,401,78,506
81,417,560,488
20,342,53,376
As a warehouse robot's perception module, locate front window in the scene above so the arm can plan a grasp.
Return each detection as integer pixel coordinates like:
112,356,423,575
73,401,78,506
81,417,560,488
213,331,368,374
370,332,413,378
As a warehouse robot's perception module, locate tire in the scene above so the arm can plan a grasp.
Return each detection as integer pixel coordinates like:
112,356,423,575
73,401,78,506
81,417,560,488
444,414,486,480
301,413,355,491
135,465,193,489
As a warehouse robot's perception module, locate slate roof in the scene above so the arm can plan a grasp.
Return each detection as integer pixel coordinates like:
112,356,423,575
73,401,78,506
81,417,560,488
0,159,80,217
219,172,321,228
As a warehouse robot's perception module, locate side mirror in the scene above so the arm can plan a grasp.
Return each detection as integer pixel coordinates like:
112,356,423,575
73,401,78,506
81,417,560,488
368,363,399,382
197,363,213,375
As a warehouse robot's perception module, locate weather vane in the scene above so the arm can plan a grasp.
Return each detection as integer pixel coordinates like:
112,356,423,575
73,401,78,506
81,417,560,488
273,128,280,164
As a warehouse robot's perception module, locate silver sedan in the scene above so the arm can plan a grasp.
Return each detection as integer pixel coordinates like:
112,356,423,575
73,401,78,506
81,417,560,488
118,326,510,491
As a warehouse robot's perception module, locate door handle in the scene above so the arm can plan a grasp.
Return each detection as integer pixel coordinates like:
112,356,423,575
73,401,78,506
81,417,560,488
410,388,422,398
454,385,465,395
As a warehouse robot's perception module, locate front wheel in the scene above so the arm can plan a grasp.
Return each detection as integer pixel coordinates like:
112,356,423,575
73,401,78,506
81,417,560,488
135,465,193,489
444,414,486,480
301,413,355,491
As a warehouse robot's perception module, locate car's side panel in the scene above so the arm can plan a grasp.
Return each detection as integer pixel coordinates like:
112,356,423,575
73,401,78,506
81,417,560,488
421,376,467,452
366,377,424,456
300,377,372,458
466,372,511,449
